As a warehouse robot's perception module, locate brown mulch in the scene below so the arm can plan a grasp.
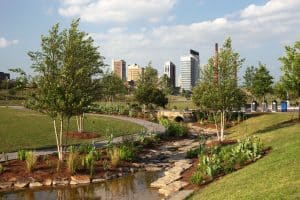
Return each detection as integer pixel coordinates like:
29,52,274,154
65,131,100,139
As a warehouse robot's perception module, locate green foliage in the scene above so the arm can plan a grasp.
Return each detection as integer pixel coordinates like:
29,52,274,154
191,136,264,185
78,143,95,154
159,117,188,137
25,151,37,173
0,164,4,174
82,151,95,176
251,63,274,100
17,149,27,161
67,152,80,174
119,144,136,161
99,72,126,102
190,170,204,185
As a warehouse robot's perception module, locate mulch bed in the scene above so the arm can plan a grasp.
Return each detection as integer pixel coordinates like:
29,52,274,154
65,131,100,139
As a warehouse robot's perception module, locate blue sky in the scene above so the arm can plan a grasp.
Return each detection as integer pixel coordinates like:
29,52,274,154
1,0,300,82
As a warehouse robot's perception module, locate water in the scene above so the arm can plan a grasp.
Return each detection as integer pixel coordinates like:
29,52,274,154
0,171,163,200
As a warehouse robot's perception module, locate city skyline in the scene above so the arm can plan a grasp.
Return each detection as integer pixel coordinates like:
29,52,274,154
1,0,300,80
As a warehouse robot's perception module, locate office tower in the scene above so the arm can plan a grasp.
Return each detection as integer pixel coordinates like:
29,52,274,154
112,59,126,81
180,49,200,91
127,64,144,82
164,61,176,88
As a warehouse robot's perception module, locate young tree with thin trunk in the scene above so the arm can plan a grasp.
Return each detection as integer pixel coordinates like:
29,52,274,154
279,40,300,120
192,37,246,141
28,19,103,160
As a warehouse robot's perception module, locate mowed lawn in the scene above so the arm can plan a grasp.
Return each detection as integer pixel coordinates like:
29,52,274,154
189,113,300,200
0,107,143,152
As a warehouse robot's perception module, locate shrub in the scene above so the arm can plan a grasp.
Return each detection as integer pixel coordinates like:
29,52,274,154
17,149,27,161
108,147,121,167
94,150,102,161
82,152,95,176
67,152,80,174
119,145,135,161
190,170,204,184
167,122,188,137
158,117,170,128
25,151,37,173
78,143,95,154
186,148,201,159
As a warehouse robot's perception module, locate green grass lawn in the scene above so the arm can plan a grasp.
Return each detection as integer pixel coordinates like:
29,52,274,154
189,113,300,200
0,107,143,153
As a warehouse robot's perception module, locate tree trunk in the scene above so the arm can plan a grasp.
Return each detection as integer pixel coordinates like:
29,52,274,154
298,97,300,121
213,112,220,141
76,116,80,132
53,119,61,160
58,118,64,161
220,111,226,141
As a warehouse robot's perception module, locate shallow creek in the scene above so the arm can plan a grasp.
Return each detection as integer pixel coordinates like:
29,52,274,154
0,171,163,200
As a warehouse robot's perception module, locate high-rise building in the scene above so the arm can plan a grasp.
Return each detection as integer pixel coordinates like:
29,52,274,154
163,61,176,88
112,59,126,81
180,49,200,91
127,64,144,82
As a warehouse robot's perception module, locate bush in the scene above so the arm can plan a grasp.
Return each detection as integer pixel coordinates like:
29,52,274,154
119,145,136,161
67,152,80,174
82,151,95,176
190,170,204,185
25,151,37,173
78,143,95,154
17,149,27,161
167,122,188,137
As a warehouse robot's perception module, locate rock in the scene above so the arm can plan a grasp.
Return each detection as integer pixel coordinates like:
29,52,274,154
118,172,123,177
164,166,185,176
145,166,162,172
169,190,194,200
69,180,77,185
104,172,117,180
14,180,29,188
0,182,13,189
53,178,69,186
29,182,43,188
130,168,136,173
158,181,189,197
71,175,90,184
92,178,105,183
43,179,52,186
132,163,142,168
8,177,17,182
150,173,181,188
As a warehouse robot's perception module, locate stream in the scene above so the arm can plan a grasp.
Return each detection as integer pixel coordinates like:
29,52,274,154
0,171,163,200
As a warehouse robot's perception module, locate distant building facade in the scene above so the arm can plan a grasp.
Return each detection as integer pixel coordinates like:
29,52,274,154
180,49,200,91
164,61,176,88
112,59,126,81
127,64,144,82
0,72,10,83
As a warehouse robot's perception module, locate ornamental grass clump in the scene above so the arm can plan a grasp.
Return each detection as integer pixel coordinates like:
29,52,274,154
17,149,27,161
25,151,37,173
67,152,80,175
82,151,95,176
108,147,121,167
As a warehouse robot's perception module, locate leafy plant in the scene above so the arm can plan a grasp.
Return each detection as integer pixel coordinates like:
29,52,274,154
17,149,27,161
82,151,95,176
94,150,102,161
78,143,95,154
102,159,110,171
67,152,80,174
190,170,204,185
25,151,37,173
119,145,136,161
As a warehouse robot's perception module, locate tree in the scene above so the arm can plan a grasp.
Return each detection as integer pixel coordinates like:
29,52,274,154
279,40,300,119
192,37,246,141
8,68,29,96
251,63,273,101
134,62,168,109
243,65,255,95
159,74,173,95
100,72,126,102
28,19,103,161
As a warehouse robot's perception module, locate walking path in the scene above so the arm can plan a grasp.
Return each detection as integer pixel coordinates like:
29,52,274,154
0,114,165,162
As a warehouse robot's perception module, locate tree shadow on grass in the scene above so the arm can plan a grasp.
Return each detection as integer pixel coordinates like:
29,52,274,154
254,119,298,135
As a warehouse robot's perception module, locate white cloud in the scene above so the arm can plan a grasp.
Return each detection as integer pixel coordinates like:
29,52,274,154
58,0,176,23
90,0,300,77
0,37,18,48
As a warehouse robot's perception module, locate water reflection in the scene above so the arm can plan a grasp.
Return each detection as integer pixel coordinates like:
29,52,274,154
0,171,162,200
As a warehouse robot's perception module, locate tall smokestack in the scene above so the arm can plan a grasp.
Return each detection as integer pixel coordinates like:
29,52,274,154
214,43,219,84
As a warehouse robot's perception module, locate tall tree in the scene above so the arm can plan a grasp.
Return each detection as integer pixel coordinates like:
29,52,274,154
243,66,256,94
192,37,246,141
28,19,103,160
100,72,126,102
8,68,29,96
159,74,173,95
251,63,273,101
279,40,300,119
134,62,168,109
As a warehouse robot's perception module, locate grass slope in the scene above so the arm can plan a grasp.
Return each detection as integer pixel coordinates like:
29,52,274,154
0,107,143,152
189,113,300,200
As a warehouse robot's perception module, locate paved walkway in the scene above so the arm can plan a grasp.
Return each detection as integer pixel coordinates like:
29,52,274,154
0,114,165,162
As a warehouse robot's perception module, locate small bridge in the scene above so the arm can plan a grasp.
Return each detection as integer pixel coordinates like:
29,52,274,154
157,110,196,122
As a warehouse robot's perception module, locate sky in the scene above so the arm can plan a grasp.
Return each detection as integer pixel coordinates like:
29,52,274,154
0,0,300,83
